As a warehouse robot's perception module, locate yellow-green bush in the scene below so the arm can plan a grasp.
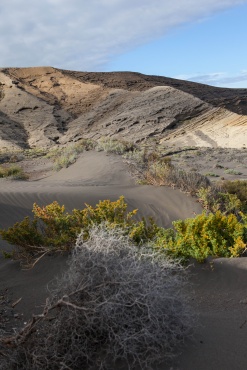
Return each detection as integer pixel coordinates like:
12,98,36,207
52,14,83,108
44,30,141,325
156,211,247,262
0,196,158,266
1,196,247,266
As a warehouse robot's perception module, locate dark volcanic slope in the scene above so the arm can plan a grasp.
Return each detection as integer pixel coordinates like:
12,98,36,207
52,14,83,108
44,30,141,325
0,67,246,149
61,69,247,115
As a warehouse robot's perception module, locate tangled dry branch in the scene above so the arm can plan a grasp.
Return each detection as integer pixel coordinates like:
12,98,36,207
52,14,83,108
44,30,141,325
0,224,194,369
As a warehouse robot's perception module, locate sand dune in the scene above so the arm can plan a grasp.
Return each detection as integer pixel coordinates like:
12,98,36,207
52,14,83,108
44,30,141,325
0,152,201,234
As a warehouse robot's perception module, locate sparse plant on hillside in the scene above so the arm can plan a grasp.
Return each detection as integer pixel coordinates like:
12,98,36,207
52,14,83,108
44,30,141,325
0,225,194,369
0,148,47,164
204,172,219,177
123,145,246,213
23,147,48,158
224,168,243,175
123,148,210,194
47,139,95,170
0,87,5,101
96,137,135,154
122,148,146,164
147,164,210,194
0,165,28,180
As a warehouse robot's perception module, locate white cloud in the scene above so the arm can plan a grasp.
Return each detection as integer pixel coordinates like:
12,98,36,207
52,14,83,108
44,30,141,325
176,71,247,88
0,0,246,70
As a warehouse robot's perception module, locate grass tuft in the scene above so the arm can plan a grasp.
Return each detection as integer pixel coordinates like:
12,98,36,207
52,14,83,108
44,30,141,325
96,137,135,154
47,139,95,171
0,165,28,180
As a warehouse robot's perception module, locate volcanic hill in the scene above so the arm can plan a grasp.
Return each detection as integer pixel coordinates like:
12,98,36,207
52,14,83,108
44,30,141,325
0,66,247,149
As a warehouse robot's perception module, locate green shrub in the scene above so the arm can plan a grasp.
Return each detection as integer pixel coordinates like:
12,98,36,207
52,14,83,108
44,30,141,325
221,180,247,212
197,186,242,214
0,196,158,267
156,211,247,262
23,148,47,158
224,169,243,175
1,195,247,266
204,172,219,177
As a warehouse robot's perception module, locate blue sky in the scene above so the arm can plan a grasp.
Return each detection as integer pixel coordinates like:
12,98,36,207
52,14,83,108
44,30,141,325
0,0,246,88
105,4,247,88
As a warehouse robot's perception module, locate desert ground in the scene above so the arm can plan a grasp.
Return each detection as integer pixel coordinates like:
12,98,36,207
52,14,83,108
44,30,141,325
0,68,247,369
0,150,246,369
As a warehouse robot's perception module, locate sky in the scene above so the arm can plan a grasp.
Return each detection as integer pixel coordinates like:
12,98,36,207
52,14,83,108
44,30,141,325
0,0,246,88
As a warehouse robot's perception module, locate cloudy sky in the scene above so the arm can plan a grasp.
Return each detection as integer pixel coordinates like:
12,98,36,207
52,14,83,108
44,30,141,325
0,0,246,87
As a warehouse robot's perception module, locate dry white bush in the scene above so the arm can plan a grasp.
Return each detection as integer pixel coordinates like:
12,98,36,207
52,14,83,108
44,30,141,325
0,224,194,370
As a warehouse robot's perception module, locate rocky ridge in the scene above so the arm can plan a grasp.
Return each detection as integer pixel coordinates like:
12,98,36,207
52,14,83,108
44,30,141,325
0,67,246,149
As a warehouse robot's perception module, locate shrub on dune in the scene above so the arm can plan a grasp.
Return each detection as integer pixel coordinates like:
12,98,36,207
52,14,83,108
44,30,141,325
156,211,247,262
0,196,158,267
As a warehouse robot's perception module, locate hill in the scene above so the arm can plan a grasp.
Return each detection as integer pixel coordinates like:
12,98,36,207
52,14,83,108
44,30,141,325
0,66,247,149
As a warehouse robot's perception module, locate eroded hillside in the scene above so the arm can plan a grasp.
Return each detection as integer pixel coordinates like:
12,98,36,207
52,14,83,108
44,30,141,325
0,67,246,149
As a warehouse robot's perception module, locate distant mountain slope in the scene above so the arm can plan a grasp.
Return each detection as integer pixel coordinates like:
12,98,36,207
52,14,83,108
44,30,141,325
60,69,247,116
0,67,246,149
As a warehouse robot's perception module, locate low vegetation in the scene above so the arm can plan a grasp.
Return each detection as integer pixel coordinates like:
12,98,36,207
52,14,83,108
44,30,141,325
0,198,246,368
0,164,28,180
222,180,247,212
224,168,243,175
1,197,246,267
0,147,47,164
46,139,95,171
96,136,135,154
0,140,247,368
121,142,247,215
197,180,247,215
156,211,247,262
123,148,210,194
0,196,158,267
